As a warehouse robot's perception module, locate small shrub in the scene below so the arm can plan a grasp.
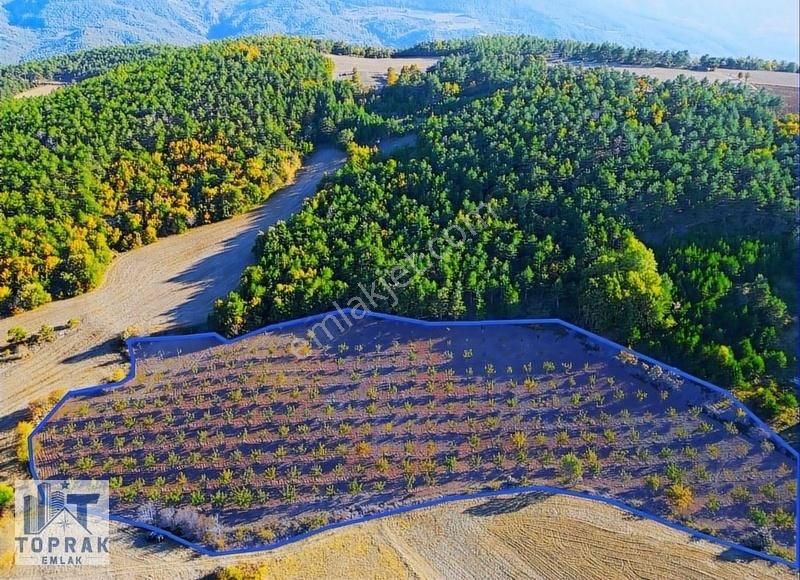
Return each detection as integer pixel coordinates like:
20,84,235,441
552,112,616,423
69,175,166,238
664,463,684,484
760,482,777,501
354,441,372,457
7,326,27,344
257,527,276,543
560,453,583,484
748,507,769,527
665,483,694,514
16,421,33,462
584,449,601,475
772,508,795,530
510,431,527,452
0,483,13,511
300,512,329,531
730,486,750,503
37,324,56,343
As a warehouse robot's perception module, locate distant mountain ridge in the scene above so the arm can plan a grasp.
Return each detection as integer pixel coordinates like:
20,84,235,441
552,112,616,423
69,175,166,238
1,0,798,64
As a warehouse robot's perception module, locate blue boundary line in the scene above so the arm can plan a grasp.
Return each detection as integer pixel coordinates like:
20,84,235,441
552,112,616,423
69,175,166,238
27,309,800,568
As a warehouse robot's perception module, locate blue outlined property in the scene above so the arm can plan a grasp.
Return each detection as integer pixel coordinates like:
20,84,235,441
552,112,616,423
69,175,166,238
28,311,800,568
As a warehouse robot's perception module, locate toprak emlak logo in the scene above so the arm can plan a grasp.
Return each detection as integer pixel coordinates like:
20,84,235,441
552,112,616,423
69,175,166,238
15,480,110,566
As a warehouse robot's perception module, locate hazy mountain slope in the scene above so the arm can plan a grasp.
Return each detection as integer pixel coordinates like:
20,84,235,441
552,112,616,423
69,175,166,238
1,0,798,64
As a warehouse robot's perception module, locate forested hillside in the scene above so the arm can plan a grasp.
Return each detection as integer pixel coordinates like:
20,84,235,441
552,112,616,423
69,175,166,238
0,37,379,315
0,45,176,99
399,36,799,72
212,41,800,425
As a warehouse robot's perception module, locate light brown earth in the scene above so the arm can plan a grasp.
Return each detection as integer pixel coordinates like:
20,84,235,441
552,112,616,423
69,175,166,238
604,65,799,88
1,494,793,579
327,54,440,86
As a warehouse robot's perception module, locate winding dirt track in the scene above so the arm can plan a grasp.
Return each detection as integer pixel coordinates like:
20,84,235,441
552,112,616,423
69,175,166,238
2,495,793,579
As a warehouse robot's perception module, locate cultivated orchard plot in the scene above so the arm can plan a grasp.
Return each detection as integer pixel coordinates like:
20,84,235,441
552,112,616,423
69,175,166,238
31,315,797,560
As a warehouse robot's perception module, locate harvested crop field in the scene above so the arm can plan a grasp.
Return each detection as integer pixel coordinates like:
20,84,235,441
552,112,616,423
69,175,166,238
33,314,798,559
759,84,800,115
2,494,794,580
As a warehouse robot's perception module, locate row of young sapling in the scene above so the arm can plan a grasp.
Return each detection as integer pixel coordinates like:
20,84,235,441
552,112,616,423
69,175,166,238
34,327,797,555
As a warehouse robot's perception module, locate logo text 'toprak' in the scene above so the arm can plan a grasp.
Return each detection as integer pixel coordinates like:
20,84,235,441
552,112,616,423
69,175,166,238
15,480,110,566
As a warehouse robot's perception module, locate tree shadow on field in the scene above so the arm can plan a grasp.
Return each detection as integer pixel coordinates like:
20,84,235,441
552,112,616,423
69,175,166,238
61,336,122,365
464,492,552,517
114,521,204,561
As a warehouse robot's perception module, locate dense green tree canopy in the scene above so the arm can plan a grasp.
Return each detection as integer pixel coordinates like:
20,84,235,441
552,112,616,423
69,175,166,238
580,233,673,343
213,41,799,424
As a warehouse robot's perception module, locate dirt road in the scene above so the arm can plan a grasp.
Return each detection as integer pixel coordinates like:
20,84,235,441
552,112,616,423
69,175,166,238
2,494,791,580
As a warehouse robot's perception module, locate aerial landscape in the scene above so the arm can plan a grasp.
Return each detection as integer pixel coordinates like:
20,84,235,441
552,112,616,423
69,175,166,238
0,1,798,579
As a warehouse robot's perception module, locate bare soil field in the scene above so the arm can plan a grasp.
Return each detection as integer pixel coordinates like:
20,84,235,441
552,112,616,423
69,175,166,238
2,494,793,580
606,66,799,88
328,54,440,87
12,82,66,98
759,84,800,115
